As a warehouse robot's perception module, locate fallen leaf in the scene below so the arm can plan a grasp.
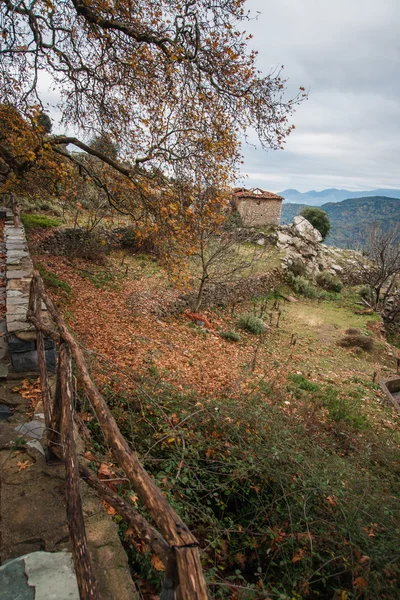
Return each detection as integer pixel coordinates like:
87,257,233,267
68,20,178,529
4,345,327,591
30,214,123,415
326,495,338,507
103,501,117,516
151,555,165,571
84,451,95,461
130,494,138,506
17,460,32,471
98,463,114,478
354,576,367,592
292,548,305,563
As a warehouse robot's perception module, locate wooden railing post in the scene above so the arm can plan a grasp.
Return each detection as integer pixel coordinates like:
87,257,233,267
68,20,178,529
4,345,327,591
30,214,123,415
59,341,98,600
10,193,21,228
28,272,209,598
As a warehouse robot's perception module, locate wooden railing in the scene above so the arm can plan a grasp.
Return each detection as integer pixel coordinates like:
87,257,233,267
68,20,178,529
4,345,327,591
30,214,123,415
28,272,208,600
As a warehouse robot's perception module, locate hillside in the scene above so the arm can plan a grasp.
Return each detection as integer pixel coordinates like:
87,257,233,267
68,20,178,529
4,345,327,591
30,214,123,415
280,187,400,206
281,196,400,247
20,216,400,599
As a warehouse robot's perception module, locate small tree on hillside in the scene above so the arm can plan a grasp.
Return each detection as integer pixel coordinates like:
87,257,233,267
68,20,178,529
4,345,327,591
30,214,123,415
358,222,400,311
300,207,331,240
188,189,267,311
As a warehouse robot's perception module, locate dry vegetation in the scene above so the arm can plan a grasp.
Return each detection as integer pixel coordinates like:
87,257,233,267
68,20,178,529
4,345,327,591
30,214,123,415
27,233,400,599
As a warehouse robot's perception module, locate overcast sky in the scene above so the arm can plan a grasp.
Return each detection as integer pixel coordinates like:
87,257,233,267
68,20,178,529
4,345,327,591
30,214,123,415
240,0,400,192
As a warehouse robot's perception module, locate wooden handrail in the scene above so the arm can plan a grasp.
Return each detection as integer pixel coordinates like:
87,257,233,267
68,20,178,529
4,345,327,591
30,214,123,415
28,271,209,599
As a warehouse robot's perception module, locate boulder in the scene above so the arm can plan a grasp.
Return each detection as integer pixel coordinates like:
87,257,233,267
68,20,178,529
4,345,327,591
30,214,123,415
292,216,323,244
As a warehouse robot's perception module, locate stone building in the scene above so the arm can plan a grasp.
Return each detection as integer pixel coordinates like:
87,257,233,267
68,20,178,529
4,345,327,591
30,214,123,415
233,187,284,227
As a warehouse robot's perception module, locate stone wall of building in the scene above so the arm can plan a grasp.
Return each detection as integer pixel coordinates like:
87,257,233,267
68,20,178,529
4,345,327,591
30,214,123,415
237,198,282,227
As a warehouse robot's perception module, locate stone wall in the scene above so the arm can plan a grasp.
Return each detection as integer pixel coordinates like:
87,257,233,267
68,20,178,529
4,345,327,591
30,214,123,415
184,269,282,309
5,215,56,373
237,198,282,227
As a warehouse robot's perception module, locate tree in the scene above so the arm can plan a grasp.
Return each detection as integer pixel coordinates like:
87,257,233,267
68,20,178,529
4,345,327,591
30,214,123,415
183,187,266,310
300,207,331,240
357,222,400,311
0,0,305,230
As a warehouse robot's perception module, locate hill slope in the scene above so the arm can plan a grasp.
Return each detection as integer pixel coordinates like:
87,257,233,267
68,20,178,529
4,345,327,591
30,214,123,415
280,187,400,206
281,196,400,247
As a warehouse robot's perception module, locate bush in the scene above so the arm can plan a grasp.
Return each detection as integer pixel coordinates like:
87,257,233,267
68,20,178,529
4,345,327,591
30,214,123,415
359,284,371,300
286,257,307,277
99,377,400,599
291,275,318,298
300,206,331,239
339,333,374,351
21,213,61,229
220,330,241,342
316,270,343,292
237,313,266,334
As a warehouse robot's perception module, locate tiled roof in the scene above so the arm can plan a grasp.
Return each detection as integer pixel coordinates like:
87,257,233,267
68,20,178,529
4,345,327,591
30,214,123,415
233,187,283,201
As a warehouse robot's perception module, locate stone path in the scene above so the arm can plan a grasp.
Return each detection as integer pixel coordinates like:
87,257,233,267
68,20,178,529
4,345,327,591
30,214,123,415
0,212,139,599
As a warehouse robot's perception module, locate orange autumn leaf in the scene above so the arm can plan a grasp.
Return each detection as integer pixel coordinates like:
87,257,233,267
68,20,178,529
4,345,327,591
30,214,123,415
98,463,114,479
354,576,368,592
84,451,95,461
151,555,165,571
292,548,305,563
326,495,338,507
103,501,117,516
17,460,32,471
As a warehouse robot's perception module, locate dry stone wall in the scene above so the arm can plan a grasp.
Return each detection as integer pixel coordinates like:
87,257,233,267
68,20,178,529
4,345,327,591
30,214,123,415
4,213,56,373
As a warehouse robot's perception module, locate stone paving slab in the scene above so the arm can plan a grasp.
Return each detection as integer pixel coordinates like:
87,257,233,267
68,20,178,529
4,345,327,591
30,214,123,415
0,552,79,600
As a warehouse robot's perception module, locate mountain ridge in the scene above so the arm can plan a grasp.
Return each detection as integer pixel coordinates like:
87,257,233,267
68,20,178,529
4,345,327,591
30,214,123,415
280,195,400,248
279,187,400,206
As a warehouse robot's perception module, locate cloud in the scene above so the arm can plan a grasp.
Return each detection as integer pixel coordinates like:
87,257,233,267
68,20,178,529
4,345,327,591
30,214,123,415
241,0,400,191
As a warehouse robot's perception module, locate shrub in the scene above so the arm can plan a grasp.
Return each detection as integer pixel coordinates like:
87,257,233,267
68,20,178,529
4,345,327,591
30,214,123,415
291,275,318,298
300,206,331,239
286,257,307,277
316,270,343,292
101,378,400,599
21,213,61,229
220,330,241,342
237,313,266,334
288,373,321,393
339,333,374,351
359,284,371,300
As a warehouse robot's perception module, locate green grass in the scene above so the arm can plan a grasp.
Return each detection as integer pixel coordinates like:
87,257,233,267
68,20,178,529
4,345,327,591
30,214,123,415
78,267,121,289
36,262,71,293
21,213,61,229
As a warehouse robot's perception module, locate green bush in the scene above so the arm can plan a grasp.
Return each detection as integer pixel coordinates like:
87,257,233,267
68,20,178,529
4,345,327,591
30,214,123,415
237,313,266,334
291,275,318,298
300,206,331,239
316,270,343,292
359,284,371,300
96,377,400,600
220,330,241,342
21,213,61,229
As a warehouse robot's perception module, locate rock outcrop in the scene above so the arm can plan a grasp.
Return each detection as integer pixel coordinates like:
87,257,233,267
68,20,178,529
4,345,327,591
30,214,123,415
276,217,360,280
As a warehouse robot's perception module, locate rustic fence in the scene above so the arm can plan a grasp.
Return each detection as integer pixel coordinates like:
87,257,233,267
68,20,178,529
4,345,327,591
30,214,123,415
27,271,208,599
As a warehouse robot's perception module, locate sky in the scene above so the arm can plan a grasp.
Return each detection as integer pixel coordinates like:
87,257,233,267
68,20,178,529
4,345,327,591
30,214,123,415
240,0,400,192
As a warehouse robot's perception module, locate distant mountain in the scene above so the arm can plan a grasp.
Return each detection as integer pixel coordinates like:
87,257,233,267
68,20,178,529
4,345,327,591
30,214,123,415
279,188,400,206
281,196,400,248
